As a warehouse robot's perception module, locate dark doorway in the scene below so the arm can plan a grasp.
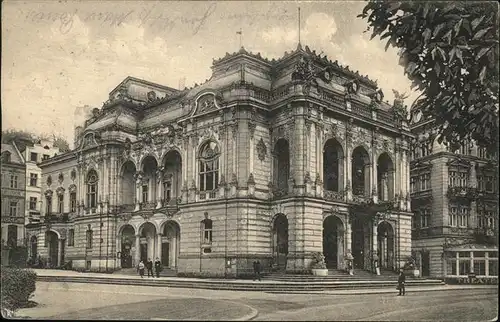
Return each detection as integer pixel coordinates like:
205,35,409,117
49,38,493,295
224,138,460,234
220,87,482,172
121,242,132,268
46,231,59,268
351,217,365,269
162,242,170,267
140,243,148,262
323,216,344,269
272,214,288,270
421,251,430,277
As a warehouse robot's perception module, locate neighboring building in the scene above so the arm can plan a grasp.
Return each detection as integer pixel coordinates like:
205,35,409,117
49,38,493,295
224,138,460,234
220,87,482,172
1,142,26,266
409,109,498,280
15,138,61,227
26,45,414,275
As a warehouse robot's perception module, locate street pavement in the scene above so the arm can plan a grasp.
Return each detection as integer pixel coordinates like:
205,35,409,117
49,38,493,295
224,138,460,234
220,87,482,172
16,281,498,321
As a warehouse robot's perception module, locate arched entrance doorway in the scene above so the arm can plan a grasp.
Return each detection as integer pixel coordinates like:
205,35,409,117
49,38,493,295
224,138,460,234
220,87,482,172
323,215,344,269
139,222,157,262
272,214,288,270
120,225,135,268
162,221,181,268
46,231,59,268
351,217,365,269
377,221,395,270
30,236,38,259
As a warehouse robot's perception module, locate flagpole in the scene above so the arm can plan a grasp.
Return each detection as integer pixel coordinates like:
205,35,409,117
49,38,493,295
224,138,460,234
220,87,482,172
298,7,301,45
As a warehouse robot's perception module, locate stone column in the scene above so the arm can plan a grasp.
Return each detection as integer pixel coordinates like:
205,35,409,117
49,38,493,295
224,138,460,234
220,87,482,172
372,156,378,203
156,169,163,209
57,239,63,267
156,233,162,260
372,220,378,272
134,234,141,265
134,173,142,211
345,152,352,201
345,219,352,258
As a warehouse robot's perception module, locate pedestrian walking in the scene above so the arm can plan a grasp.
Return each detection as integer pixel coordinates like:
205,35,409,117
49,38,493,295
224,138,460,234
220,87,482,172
255,260,261,281
138,260,145,278
146,258,154,278
154,257,162,278
397,269,406,296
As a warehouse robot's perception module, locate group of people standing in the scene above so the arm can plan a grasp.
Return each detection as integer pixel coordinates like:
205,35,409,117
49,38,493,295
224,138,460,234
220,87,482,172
137,258,162,278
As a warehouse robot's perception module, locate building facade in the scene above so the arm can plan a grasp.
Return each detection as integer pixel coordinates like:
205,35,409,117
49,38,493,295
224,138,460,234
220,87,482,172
17,139,61,226
26,45,414,275
1,142,26,266
409,110,498,280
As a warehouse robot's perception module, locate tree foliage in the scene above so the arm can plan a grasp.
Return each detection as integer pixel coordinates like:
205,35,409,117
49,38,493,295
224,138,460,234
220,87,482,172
1,129,71,152
359,1,499,153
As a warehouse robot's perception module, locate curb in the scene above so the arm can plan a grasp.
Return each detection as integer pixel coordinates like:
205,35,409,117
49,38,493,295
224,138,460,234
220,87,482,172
263,285,498,295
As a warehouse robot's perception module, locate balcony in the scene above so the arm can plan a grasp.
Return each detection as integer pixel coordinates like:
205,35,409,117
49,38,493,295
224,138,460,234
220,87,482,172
271,187,289,200
446,186,478,201
199,190,217,200
476,190,497,201
474,227,496,244
141,202,156,210
118,204,135,213
44,213,69,223
351,194,372,204
323,190,345,202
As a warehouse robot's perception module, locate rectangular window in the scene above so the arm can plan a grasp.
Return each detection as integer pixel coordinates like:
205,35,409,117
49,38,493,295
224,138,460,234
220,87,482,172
58,194,64,213
410,177,416,193
199,159,219,192
142,184,148,203
421,209,430,228
86,229,93,249
459,172,468,187
30,152,38,162
449,171,457,187
412,214,417,229
68,229,75,246
70,192,77,212
10,175,18,189
42,154,50,161
477,175,485,191
488,261,498,277
29,173,38,186
202,220,213,244
447,259,457,275
459,261,470,275
9,201,18,217
46,196,52,215
459,207,469,227
449,206,458,227
485,176,493,192
473,261,486,275
29,197,37,210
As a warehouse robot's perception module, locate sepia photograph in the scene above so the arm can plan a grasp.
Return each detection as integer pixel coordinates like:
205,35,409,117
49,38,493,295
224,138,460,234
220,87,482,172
1,0,498,320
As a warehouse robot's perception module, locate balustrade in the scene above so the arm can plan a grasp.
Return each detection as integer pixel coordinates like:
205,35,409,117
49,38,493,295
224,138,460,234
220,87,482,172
323,190,345,202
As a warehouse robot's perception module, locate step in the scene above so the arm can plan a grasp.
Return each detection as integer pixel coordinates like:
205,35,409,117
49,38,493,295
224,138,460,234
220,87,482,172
36,275,444,292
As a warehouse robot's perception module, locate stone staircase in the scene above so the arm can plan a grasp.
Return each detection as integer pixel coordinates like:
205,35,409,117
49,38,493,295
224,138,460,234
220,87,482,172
113,267,177,277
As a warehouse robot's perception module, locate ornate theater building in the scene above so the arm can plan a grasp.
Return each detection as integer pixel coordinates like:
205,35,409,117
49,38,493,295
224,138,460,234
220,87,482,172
26,45,414,276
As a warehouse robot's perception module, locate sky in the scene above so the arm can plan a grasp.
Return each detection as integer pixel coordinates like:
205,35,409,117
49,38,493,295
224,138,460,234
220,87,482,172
2,0,419,148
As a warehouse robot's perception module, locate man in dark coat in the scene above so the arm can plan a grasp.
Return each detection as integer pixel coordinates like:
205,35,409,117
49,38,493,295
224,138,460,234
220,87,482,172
146,258,154,278
154,257,162,278
398,269,406,296
255,260,262,281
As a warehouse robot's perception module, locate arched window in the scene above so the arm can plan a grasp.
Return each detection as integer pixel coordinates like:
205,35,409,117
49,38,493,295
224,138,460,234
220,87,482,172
273,139,290,191
199,141,220,196
86,170,98,209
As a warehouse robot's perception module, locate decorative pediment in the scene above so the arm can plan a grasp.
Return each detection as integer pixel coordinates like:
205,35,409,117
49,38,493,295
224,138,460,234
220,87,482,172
56,187,65,195
68,184,77,193
411,160,433,172
192,92,224,116
44,189,53,197
447,157,471,169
